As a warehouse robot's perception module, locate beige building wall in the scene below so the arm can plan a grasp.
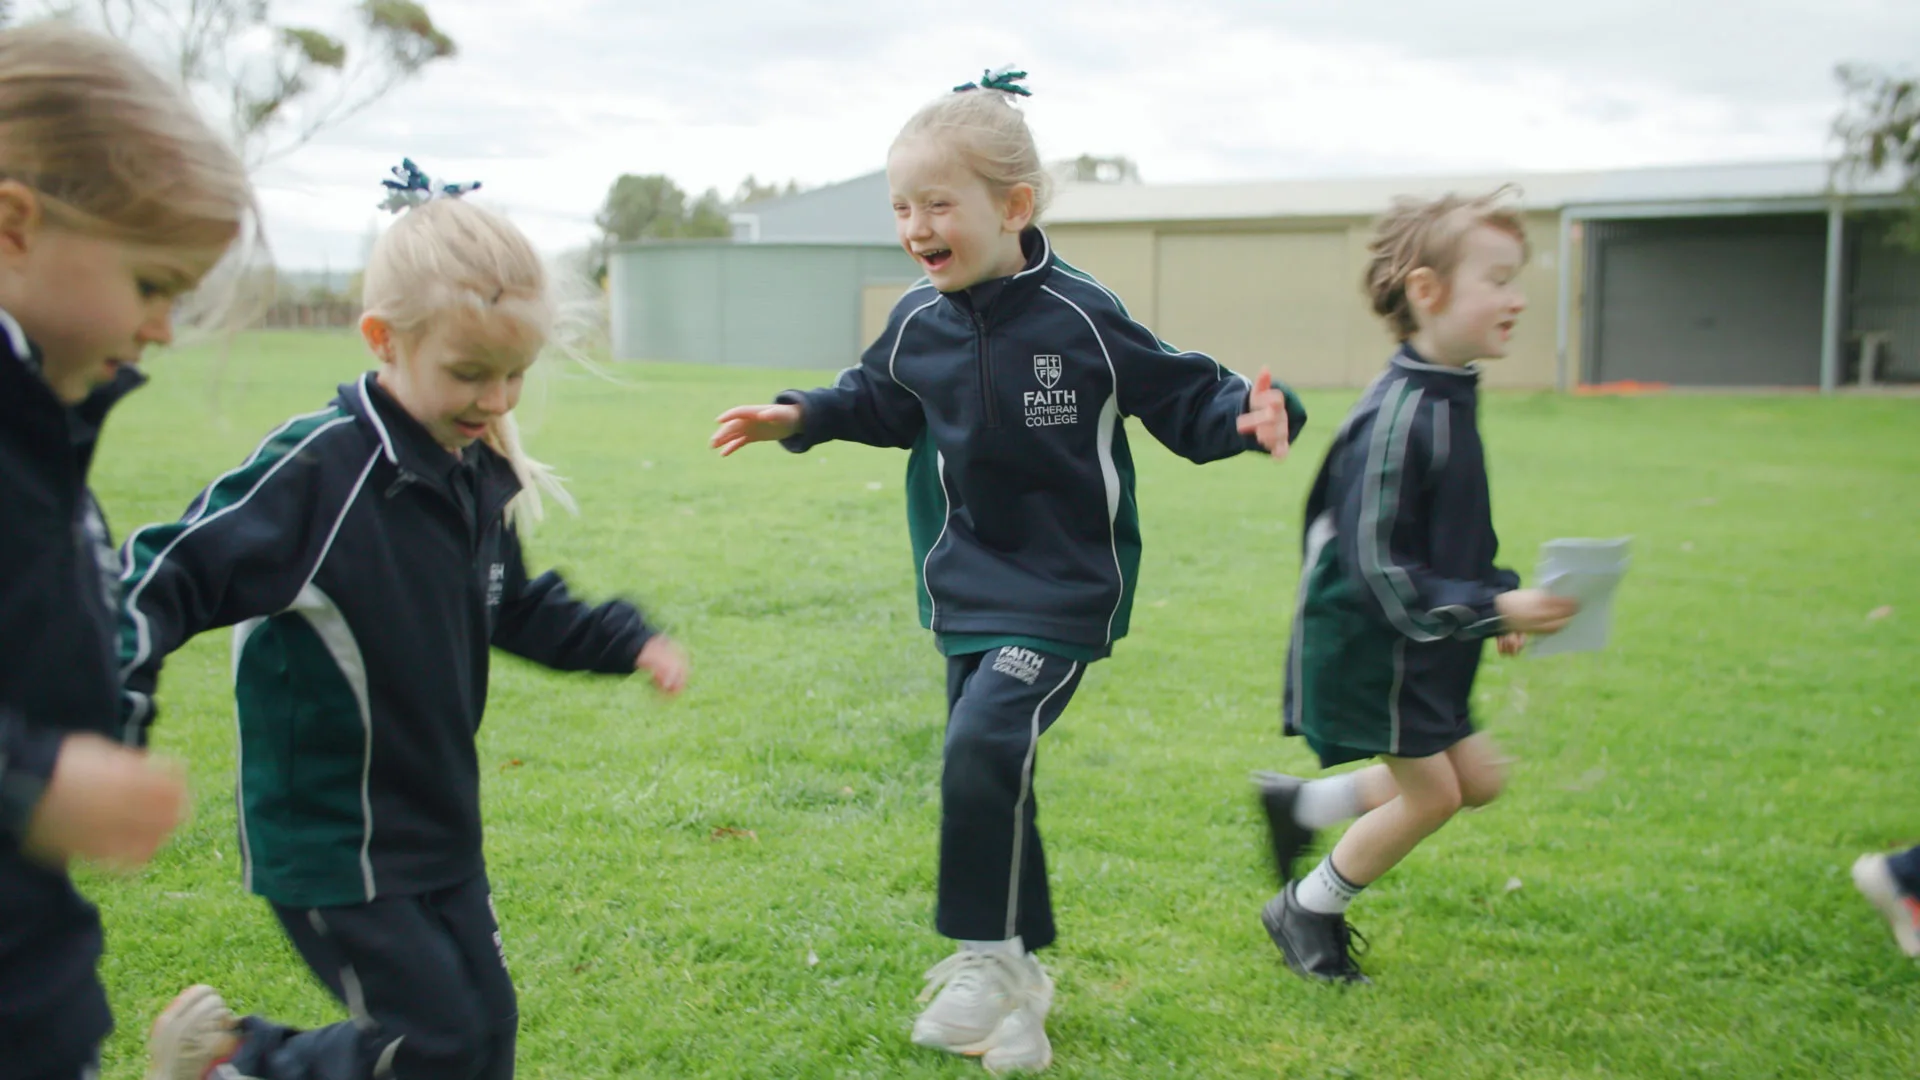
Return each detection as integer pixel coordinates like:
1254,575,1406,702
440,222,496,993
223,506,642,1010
871,212,1581,389
1049,210,1580,390
1341,222,1393,384
859,281,917,349
1564,219,1586,387
1045,225,1158,324
1155,227,1354,385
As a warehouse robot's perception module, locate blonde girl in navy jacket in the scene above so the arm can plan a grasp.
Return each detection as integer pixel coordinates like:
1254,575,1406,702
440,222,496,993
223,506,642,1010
713,69,1305,1074
0,25,257,1080
127,174,688,1080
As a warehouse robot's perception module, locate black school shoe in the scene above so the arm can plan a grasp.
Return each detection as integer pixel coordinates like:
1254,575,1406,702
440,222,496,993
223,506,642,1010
1253,772,1317,885
1261,883,1370,985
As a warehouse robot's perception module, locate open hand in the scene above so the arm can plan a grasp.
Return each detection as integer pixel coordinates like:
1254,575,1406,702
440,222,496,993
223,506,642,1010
711,404,802,457
1496,632,1527,657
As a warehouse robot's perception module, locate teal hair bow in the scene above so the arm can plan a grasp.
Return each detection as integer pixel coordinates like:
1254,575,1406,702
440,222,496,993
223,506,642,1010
377,158,483,214
953,66,1032,97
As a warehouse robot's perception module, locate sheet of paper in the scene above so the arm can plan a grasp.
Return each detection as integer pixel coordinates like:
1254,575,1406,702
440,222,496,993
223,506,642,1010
1528,537,1630,657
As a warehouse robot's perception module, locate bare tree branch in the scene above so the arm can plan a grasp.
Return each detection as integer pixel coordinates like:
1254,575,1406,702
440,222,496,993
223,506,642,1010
1833,63,1920,249
42,0,454,170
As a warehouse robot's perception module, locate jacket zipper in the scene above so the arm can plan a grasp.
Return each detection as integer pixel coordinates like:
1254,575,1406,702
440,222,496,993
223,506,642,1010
386,467,477,556
974,311,999,428
383,464,497,627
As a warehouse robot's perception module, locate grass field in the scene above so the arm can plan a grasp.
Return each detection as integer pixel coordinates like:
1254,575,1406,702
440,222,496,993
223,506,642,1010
77,331,1920,1078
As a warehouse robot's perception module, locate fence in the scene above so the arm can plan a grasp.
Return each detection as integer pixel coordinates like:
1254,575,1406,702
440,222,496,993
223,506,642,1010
259,300,359,330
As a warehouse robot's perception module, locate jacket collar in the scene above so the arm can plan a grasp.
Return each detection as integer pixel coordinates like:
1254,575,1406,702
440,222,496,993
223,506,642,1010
335,371,522,518
0,306,145,479
940,227,1054,326
0,307,30,368
69,366,148,473
1391,343,1481,403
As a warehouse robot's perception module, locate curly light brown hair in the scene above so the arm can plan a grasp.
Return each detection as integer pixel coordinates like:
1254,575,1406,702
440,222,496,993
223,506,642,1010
1364,186,1528,340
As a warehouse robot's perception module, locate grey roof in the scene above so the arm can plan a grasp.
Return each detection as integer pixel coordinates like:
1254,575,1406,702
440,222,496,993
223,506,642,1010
1047,159,1908,225
731,169,894,245
717,159,1909,242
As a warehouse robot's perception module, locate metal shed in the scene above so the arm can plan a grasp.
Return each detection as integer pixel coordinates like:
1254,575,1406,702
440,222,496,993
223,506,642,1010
607,241,917,368
1554,163,1915,390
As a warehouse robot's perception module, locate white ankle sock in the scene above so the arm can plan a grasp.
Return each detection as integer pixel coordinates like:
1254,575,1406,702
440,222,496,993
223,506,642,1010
961,936,1023,957
1295,855,1365,915
1294,773,1362,830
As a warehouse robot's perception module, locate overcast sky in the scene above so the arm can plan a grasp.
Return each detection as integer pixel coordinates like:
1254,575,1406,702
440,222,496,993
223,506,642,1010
224,0,1918,268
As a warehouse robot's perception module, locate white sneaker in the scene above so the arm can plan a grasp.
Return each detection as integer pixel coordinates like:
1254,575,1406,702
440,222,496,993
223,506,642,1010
1853,853,1920,958
910,946,1049,1061
146,985,243,1080
981,960,1053,1075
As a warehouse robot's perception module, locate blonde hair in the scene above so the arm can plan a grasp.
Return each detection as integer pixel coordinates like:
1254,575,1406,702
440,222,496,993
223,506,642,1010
0,22,263,330
1364,186,1530,340
361,196,578,531
893,85,1051,221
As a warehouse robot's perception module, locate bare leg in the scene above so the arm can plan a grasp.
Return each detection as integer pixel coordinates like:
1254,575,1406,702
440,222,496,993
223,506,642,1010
1348,762,1399,815
1445,734,1508,808
1328,751,1463,885
1340,733,1505,817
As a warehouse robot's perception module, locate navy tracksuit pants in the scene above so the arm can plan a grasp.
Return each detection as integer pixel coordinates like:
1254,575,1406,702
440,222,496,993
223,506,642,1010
1890,845,1920,897
13,1055,96,1080
937,646,1088,952
231,873,515,1080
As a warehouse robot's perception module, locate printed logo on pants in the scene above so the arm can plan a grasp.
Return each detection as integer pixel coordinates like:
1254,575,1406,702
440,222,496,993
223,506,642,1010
487,893,508,970
992,647,1045,686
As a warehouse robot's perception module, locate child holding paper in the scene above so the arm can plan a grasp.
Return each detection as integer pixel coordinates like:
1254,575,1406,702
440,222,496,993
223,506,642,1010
1252,188,1578,984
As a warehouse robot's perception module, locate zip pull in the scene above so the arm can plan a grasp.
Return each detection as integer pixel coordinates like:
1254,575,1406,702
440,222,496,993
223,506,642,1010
384,471,417,499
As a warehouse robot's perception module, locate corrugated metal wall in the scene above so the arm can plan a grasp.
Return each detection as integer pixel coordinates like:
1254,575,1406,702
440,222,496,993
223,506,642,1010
1584,216,1826,387
609,243,918,367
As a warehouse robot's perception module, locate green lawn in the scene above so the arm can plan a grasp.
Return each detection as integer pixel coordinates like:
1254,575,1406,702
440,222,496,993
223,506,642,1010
79,332,1920,1078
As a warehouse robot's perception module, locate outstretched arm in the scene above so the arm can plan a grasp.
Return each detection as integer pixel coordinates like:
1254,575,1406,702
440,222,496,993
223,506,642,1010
491,529,684,694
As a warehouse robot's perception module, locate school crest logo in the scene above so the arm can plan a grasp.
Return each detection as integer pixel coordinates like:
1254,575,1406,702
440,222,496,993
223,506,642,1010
1023,354,1078,428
